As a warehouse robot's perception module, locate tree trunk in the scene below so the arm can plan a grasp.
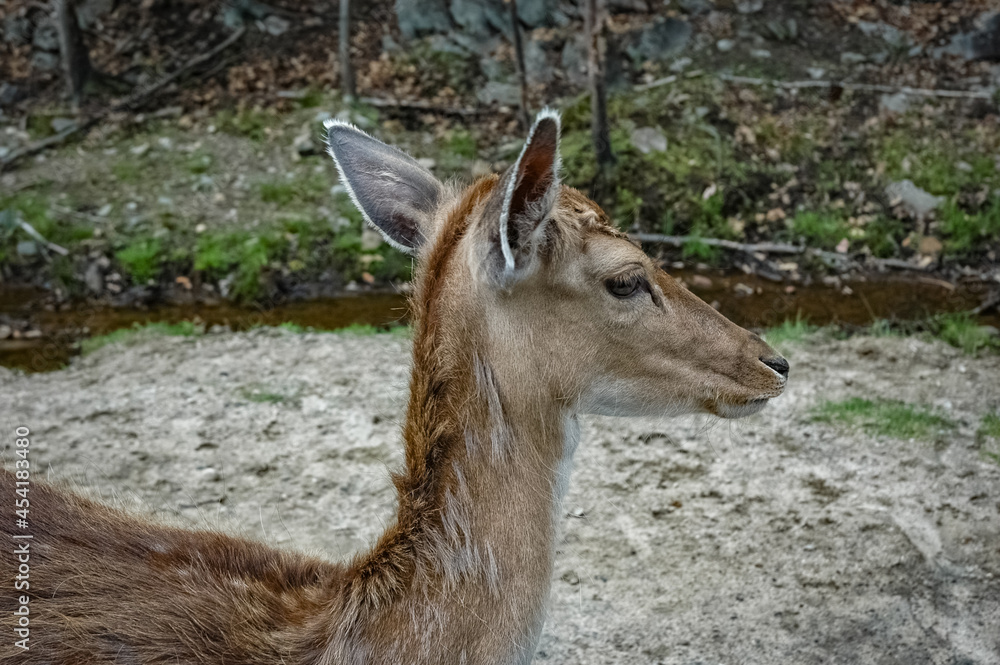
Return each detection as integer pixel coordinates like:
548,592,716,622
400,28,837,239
585,0,614,172
508,0,530,132
585,0,615,204
54,0,92,107
339,0,356,101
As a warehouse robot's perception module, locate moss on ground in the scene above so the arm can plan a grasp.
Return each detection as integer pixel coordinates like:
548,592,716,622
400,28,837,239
811,398,956,440
81,321,202,355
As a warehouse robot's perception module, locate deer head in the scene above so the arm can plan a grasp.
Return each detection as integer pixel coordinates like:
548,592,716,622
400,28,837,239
326,111,787,425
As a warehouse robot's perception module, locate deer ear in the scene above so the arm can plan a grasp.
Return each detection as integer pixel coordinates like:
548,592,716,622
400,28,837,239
483,108,562,284
325,120,444,254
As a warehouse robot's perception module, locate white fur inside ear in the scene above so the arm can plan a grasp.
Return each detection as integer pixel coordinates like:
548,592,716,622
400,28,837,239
498,108,562,277
324,118,416,256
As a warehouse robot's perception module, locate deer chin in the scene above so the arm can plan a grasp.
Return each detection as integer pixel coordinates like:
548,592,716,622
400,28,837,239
709,397,776,419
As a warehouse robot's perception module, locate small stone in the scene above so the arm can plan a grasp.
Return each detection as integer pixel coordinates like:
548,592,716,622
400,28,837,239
835,238,850,253
32,19,60,51
97,203,113,217
198,467,221,482
360,228,384,251
630,126,668,154
50,118,76,133
193,175,214,192
293,132,317,157
679,0,712,15
130,143,150,157
689,274,713,289
736,0,763,13
0,325,11,339
750,49,771,59
918,236,943,255
569,507,586,518
30,52,60,72
84,261,104,294
156,136,173,151
16,241,37,257
879,93,910,114
23,329,42,339
734,283,754,296
803,544,816,551
807,67,826,79
476,81,521,106
669,56,693,72
841,52,867,65
0,82,18,106
716,39,735,52
956,161,973,173
885,180,944,219
262,15,290,36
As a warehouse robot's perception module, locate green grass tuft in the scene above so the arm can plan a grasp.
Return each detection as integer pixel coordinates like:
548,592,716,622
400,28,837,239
979,412,1000,464
764,315,818,351
811,397,956,440
976,412,1000,464
239,388,289,404
116,239,162,283
930,313,999,355
789,211,851,249
81,321,201,355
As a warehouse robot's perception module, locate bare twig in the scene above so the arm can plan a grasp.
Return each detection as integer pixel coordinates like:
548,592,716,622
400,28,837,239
634,75,677,91
717,74,993,100
0,27,247,172
631,233,933,272
16,218,69,256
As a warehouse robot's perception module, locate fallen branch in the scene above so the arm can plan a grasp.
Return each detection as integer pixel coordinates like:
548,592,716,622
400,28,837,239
0,26,246,172
631,233,810,255
17,218,69,256
717,74,993,100
634,74,677,91
358,96,486,116
631,233,932,272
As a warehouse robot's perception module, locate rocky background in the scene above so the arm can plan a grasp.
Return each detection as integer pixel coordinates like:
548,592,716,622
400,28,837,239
1,0,999,307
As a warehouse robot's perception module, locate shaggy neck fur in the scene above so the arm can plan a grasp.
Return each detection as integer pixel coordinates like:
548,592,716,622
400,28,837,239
325,178,578,664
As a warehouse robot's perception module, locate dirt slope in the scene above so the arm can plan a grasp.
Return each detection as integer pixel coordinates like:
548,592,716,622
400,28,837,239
1,329,998,664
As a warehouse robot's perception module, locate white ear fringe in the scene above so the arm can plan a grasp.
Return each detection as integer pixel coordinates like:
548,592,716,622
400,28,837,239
498,108,562,276
324,119,416,256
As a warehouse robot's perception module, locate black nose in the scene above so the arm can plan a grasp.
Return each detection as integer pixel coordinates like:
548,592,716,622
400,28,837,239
760,355,789,379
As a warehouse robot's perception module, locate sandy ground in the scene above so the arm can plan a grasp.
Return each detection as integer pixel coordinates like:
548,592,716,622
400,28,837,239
1,329,999,665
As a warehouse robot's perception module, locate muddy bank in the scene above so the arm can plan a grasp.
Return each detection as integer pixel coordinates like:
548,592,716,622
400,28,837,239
3,269,999,373
1,330,998,664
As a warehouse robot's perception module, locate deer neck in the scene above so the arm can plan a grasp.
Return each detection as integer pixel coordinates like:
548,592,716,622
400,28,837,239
338,316,579,663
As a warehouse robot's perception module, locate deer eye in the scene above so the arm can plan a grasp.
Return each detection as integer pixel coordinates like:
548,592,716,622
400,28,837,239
605,274,644,299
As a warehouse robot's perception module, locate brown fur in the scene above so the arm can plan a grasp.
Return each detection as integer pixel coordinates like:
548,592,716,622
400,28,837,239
1,166,785,664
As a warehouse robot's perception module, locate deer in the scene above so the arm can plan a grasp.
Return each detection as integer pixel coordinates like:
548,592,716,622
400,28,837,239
1,109,788,665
